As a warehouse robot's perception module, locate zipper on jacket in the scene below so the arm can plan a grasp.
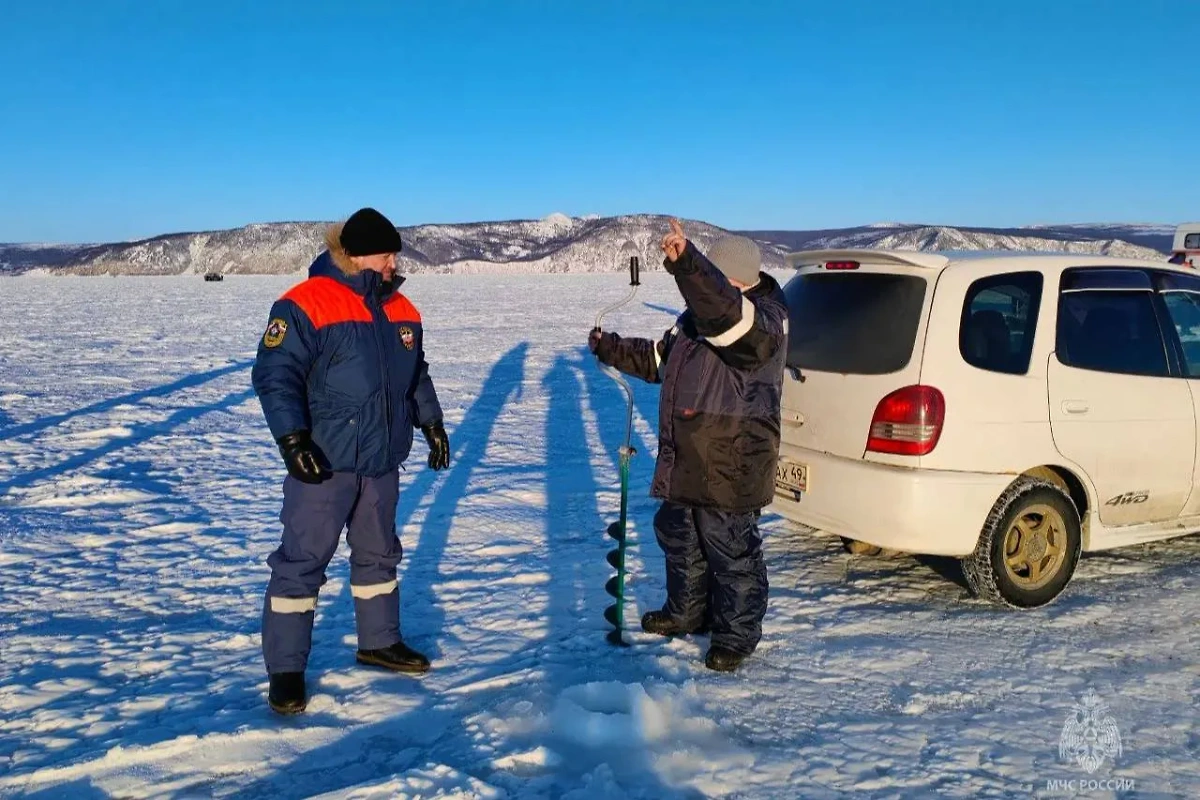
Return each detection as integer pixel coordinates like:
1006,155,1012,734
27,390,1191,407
367,290,392,448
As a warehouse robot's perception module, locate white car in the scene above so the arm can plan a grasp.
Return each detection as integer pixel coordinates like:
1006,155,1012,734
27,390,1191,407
771,248,1200,608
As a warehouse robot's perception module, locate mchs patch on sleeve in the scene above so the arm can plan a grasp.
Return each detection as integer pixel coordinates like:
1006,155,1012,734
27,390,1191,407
263,318,288,348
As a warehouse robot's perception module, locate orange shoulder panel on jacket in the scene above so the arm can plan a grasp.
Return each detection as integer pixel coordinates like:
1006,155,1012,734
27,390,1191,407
383,293,422,324
282,277,373,329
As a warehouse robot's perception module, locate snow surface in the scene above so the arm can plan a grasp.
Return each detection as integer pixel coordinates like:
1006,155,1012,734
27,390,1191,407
1,273,1198,798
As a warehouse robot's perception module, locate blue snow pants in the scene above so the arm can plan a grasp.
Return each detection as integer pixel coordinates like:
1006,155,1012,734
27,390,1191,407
262,471,404,674
653,501,769,655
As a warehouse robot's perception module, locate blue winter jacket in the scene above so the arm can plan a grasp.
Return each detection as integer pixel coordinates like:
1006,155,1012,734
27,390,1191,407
251,248,443,477
593,241,788,512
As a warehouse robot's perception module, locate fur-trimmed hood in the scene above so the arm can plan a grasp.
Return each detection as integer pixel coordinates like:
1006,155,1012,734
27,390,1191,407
309,224,405,295
324,223,360,275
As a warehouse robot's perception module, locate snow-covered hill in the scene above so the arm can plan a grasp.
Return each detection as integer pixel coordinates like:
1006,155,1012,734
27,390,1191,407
0,216,1175,277
0,216,751,278
744,223,1175,261
0,242,100,276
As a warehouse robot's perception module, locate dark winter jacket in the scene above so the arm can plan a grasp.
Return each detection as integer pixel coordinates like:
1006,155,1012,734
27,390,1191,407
594,241,788,512
252,227,442,477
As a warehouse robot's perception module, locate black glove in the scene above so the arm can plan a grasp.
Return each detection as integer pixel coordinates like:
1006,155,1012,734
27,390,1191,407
422,421,450,471
276,431,330,484
589,327,615,361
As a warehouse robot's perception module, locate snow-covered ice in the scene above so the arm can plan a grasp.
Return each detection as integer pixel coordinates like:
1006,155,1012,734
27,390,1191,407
1,273,1198,798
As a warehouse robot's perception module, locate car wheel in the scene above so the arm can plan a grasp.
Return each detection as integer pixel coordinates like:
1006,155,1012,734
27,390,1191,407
841,536,883,556
961,477,1082,609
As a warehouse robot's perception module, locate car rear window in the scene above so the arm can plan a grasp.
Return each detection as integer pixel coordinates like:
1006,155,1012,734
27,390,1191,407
782,271,928,374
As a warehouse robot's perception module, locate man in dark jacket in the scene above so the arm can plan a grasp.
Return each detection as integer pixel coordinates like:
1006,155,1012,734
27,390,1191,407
251,207,451,714
589,219,787,672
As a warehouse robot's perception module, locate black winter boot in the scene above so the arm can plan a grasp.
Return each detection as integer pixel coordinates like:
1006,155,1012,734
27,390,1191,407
268,672,307,714
705,646,747,673
356,640,431,674
641,610,708,637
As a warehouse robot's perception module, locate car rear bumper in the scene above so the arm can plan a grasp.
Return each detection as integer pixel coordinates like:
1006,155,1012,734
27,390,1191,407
769,444,1012,557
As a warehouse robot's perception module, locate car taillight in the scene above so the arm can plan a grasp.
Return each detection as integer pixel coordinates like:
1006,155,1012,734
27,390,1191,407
866,385,945,456
824,260,859,270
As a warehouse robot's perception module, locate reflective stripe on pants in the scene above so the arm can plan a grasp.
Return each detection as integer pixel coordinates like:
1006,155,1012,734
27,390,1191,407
262,470,403,674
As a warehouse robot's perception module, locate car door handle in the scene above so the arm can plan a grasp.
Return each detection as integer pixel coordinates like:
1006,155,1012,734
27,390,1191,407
1062,400,1090,414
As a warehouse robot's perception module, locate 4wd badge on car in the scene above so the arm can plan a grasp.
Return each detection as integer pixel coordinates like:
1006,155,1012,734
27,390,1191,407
1105,491,1149,506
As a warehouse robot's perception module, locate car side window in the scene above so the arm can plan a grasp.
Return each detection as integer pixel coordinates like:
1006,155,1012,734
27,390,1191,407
1056,272,1170,377
1158,273,1200,377
959,272,1043,374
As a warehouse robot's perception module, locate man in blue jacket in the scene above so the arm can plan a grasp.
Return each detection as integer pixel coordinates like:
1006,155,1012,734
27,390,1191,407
589,219,788,672
252,207,450,714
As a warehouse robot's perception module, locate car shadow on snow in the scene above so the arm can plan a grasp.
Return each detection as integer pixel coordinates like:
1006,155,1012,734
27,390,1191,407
769,516,1200,619
910,554,972,591
768,523,969,600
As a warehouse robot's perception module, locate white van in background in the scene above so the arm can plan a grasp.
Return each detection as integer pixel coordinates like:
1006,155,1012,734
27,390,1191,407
771,249,1200,609
1171,222,1200,266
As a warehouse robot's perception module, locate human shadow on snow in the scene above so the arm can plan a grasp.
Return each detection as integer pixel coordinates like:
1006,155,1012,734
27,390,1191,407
642,301,682,319
0,387,256,497
577,347,657,478
19,777,110,800
391,342,530,660
2,348,519,792
0,359,253,442
0,505,267,782
219,350,702,799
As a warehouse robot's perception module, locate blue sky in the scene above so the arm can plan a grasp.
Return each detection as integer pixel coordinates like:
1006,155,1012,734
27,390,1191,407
1,0,1196,243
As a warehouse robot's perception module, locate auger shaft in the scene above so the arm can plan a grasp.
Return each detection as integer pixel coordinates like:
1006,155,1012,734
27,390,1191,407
597,246,640,646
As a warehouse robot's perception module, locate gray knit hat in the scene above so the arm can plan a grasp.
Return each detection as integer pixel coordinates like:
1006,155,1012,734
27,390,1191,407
706,235,761,285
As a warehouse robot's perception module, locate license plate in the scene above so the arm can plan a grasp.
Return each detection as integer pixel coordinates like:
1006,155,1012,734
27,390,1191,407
775,459,809,495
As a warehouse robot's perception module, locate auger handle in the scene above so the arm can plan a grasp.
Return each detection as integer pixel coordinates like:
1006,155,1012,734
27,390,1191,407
595,254,641,331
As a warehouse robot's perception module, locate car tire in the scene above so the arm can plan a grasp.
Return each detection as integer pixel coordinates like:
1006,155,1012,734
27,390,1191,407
961,477,1082,609
841,536,883,556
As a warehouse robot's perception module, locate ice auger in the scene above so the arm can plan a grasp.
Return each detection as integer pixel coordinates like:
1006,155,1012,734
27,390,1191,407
595,241,641,646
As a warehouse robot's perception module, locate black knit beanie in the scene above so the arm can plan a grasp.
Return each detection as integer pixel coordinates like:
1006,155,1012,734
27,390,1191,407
339,207,404,256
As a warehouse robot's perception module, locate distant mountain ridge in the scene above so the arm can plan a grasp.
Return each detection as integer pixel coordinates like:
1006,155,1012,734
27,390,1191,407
0,215,1175,276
